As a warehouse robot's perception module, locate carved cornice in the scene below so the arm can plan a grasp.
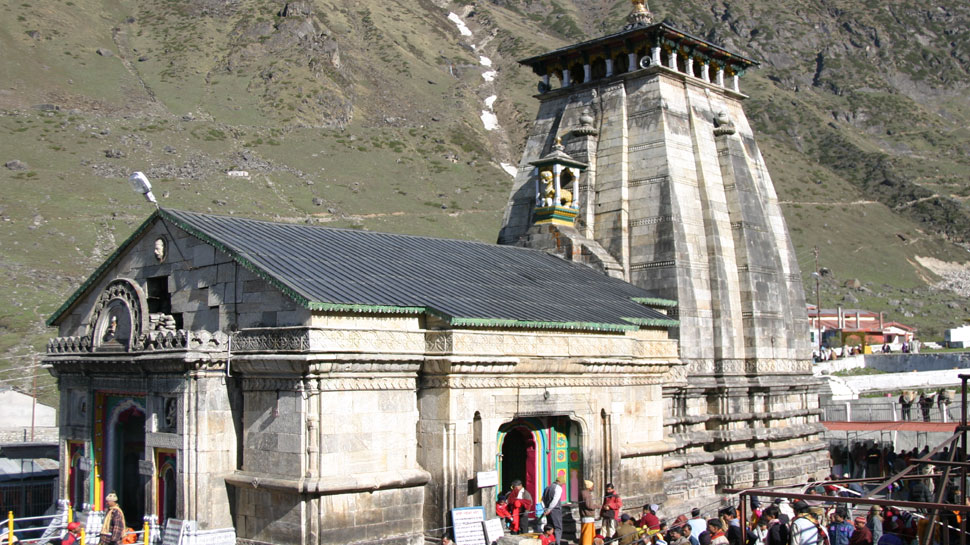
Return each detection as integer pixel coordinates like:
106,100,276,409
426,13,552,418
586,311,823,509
48,329,230,354
242,376,417,392
578,358,673,374
420,375,663,389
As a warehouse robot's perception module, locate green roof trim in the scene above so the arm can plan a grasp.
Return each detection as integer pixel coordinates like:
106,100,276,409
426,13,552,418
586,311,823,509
632,297,678,308
305,302,426,314
446,316,639,332
621,317,680,328
46,211,161,326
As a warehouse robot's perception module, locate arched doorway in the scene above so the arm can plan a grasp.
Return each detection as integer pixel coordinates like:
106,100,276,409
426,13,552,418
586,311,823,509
500,427,536,499
105,402,146,523
498,417,582,503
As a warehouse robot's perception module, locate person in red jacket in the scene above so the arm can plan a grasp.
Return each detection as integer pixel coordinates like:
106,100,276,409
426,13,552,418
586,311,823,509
641,504,661,531
541,525,557,545
601,483,623,538
62,523,82,545
508,480,534,534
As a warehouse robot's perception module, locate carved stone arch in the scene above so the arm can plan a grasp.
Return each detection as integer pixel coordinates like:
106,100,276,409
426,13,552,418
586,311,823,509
88,278,149,351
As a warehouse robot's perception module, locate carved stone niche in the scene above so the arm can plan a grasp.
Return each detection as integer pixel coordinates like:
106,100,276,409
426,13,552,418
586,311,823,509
159,396,178,433
88,279,149,352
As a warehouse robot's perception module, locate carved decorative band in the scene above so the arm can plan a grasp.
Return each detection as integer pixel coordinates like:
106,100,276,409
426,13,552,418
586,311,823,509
737,265,779,275
631,215,673,227
629,175,669,187
629,142,663,153
233,330,310,351
630,260,675,271
421,375,662,389
244,376,416,392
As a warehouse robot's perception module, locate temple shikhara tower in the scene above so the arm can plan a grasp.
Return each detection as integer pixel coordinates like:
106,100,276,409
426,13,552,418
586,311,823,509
500,1,829,504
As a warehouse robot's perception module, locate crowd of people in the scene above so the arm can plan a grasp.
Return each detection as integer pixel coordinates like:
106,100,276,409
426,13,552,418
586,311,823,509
442,475,966,545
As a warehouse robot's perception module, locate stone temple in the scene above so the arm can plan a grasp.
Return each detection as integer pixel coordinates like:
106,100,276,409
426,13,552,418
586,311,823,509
43,3,827,545
499,1,828,506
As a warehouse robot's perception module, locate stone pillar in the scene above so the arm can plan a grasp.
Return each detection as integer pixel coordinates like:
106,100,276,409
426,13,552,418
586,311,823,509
628,52,637,70
605,58,614,77
563,69,572,87
700,62,710,82
667,50,678,71
553,164,563,204
542,74,550,90
732,74,740,92
651,46,661,67
686,56,694,77
584,64,592,83
716,67,725,87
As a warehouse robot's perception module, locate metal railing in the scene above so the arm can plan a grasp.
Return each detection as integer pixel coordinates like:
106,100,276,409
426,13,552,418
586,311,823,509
821,400,965,423
4,508,152,545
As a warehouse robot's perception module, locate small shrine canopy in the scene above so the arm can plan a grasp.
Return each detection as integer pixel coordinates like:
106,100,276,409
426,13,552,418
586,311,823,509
519,21,758,78
49,208,678,332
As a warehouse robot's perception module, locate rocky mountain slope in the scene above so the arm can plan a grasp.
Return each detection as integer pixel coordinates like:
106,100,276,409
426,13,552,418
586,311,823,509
2,0,970,401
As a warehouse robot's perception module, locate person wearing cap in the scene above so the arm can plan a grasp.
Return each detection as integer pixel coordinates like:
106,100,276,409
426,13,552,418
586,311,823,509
641,504,661,531
507,480,533,535
578,480,601,545
849,517,871,545
615,514,641,545
601,483,623,539
62,522,82,545
790,500,824,545
866,506,882,545
540,476,566,545
100,492,126,545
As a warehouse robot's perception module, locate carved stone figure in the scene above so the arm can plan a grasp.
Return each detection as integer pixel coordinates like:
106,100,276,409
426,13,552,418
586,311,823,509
154,238,166,262
541,170,573,207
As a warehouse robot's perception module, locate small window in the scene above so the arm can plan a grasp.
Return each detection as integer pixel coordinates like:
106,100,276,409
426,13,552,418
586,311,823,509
147,276,171,314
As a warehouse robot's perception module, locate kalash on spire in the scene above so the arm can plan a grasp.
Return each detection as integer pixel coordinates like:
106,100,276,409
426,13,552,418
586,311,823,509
626,0,653,28
499,0,828,512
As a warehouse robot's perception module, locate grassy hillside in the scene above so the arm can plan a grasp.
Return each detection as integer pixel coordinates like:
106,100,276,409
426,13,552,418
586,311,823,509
2,0,970,404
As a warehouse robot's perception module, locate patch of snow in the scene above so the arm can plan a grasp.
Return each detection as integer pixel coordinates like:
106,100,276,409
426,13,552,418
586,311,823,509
479,56,492,67
447,13,472,36
484,95,497,110
481,110,499,131
501,163,518,177
482,70,497,82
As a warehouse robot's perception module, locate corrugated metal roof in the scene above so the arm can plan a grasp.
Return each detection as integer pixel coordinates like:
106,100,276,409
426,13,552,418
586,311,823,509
157,209,676,331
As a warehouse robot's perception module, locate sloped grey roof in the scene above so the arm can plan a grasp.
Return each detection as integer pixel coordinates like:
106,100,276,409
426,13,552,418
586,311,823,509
51,209,677,332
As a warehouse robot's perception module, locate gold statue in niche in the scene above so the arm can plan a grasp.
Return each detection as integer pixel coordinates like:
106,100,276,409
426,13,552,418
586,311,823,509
540,169,573,208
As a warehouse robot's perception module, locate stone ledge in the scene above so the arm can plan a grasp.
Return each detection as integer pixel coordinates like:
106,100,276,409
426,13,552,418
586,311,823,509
621,439,678,458
226,468,431,496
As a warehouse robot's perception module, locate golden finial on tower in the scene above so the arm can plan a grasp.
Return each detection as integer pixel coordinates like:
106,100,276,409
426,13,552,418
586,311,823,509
626,0,653,28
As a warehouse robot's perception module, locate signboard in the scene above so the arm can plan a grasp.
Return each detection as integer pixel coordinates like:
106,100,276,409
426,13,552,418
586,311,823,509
476,471,498,488
482,518,505,545
138,460,155,476
450,507,487,545
162,519,195,545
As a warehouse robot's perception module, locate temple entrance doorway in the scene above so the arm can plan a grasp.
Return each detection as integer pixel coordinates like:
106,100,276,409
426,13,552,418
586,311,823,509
99,398,147,523
498,416,583,504
500,427,536,499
